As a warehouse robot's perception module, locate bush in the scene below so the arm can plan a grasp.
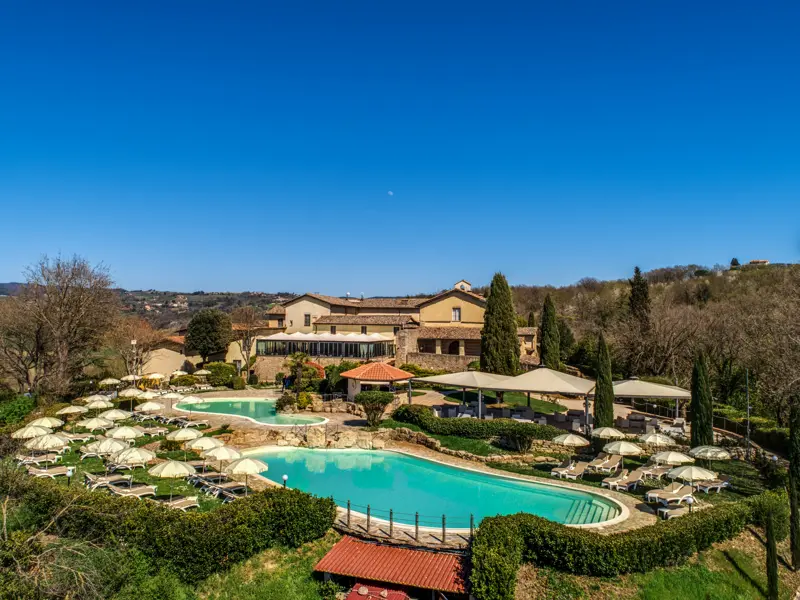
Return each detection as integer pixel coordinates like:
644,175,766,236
275,372,286,386
231,376,245,390
297,392,313,410
205,362,237,387
355,391,394,427
275,393,295,412
470,496,764,600
247,374,259,385
0,395,35,427
160,440,182,452
170,375,197,387
1,468,336,585
392,404,560,443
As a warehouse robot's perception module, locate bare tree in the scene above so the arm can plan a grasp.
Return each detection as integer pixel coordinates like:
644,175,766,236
0,298,48,393
104,316,166,376
231,305,262,376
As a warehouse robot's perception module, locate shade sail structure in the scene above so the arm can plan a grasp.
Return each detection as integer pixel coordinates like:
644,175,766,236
25,433,68,451
610,379,690,399
111,447,156,465
185,436,224,451
56,405,88,416
120,374,141,382
180,395,202,404
148,460,196,500
94,438,129,455
171,370,187,377
603,440,643,455
161,392,184,400
107,426,144,441
166,428,202,442
77,417,113,430
134,401,164,413
84,394,109,403
12,425,52,439
85,399,114,409
144,373,165,380
224,457,268,496
99,378,121,386
28,417,64,429
591,427,626,440
119,388,143,398
639,432,676,446
652,451,694,465
193,369,211,376
689,446,732,460
99,409,132,421
411,371,511,389
553,433,591,447
668,465,717,482
492,367,595,395
261,331,393,343
138,391,158,400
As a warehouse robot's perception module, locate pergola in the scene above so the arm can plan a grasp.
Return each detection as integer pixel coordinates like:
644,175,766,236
411,371,512,418
340,363,414,401
609,378,691,419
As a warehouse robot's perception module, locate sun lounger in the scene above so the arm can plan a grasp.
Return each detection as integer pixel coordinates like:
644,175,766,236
136,426,168,436
658,490,695,506
641,464,671,480
27,465,69,478
595,455,622,474
206,481,249,498
154,495,200,511
601,469,628,488
194,473,230,488
646,484,692,503
219,487,251,502
658,506,690,520
563,462,589,480
551,459,574,478
61,432,95,443
182,420,209,428
696,475,731,494
611,469,645,492
16,453,62,466
106,460,147,472
83,471,131,490
108,482,157,498
587,453,609,471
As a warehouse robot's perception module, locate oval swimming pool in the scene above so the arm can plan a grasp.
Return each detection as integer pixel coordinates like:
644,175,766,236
174,398,326,426
249,447,623,528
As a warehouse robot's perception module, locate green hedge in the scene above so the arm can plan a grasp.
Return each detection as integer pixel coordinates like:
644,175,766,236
205,362,237,387
0,395,35,428
471,493,772,600
391,404,560,442
713,404,789,455
1,465,336,584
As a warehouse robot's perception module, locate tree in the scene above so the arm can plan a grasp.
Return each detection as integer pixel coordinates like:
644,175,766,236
752,493,789,600
690,352,714,447
480,273,520,376
0,298,48,393
285,352,310,400
104,316,165,376
527,311,536,328
730,257,740,268
790,400,800,569
539,295,560,370
185,309,231,363
231,305,261,376
594,332,614,428
628,266,651,332
557,317,575,363
355,390,394,427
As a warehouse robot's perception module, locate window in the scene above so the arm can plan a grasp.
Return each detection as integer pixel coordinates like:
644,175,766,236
233,359,242,371
304,314,311,327
330,326,337,334
393,326,400,335
452,307,461,322
277,318,284,328
361,326,367,334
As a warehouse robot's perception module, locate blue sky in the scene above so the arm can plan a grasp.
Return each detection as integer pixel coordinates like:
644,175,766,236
1,1,798,295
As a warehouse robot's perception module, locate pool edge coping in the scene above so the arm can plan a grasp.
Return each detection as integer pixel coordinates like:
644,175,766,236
240,444,631,531
173,398,329,428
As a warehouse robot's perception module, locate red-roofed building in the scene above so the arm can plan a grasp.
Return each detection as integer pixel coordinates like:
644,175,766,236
315,536,468,599
339,363,413,401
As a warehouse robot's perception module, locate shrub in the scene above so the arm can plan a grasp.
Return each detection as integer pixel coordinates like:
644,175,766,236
247,373,259,385
275,393,295,412
392,404,560,443
0,395,35,427
297,392,313,410
275,372,285,386
231,376,245,390
470,496,764,599
160,440,182,452
170,375,197,387
205,362,237,387
355,391,394,427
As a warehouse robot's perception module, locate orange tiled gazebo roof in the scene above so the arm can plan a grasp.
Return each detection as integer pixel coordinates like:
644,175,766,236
339,363,414,382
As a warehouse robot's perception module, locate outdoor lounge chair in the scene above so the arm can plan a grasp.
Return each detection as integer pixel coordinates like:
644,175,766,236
16,453,62,466
610,469,645,492
27,465,69,478
645,482,684,502
106,460,147,472
218,487,251,502
195,473,231,489
61,432,95,443
551,459,574,478
108,482,157,498
657,487,695,506
601,469,628,488
181,420,209,428
659,506,690,520
696,475,731,494
207,481,249,498
595,455,622,474
587,453,609,471
83,471,132,490
563,462,590,480
151,495,200,511
641,463,671,480
136,426,168,436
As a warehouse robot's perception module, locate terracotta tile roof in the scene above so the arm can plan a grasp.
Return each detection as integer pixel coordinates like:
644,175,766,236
166,335,185,345
415,326,482,340
313,315,418,326
266,305,286,315
345,585,409,600
315,536,467,594
231,321,271,331
418,288,486,307
288,293,430,309
340,363,414,382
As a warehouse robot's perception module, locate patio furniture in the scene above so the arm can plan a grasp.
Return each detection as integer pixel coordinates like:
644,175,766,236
551,459,574,478
645,482,688,503
696,475,731,494
537,417,547,426
658,506,690,520
206,481,250,498
570,420,582,432
108,482,158,498
16,453,62,466
563,462,590,480
27,465,69,478
601,469,629,488
657,488,695,506
587,453,609,471
554,413,567,423
154,495,200,511
610,468,645,491
596,455,622,474
83,472,132,490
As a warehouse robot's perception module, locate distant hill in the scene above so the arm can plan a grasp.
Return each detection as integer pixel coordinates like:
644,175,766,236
0,282,22,296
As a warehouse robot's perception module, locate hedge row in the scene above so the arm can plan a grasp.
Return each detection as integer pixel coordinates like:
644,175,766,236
470,493,770,600
1,464,336,584
391,404,560,442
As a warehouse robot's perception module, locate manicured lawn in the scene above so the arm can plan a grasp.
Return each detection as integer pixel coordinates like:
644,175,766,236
440,389,566,413
379,418,509,456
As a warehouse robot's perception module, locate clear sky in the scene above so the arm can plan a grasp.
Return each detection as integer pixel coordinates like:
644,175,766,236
1,1,798,295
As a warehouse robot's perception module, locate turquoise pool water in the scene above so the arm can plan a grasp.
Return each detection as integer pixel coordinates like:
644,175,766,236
175,398,325,426
250,448,620,527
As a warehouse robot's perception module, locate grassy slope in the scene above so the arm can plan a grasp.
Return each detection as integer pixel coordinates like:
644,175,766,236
379,418,509,456
439,389,566,413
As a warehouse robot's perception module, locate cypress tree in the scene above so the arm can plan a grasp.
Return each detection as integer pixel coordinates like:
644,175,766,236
690,352,714,447
527,310,536,328
790,399,800,569
480,273,520,376
766,509,779,600
628,266,651,332
594,332,615,428
539,295,560,370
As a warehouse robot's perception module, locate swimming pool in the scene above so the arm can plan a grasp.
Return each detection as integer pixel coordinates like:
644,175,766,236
248,447,623,528
174,398,326,426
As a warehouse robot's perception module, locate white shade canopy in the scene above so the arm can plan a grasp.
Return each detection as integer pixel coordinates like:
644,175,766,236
224,457,268,476
93,438,129,455
161,392,184,400
639,432,676,446
689,446,732,460
603,440,643,456
120,374,141,382
56,405,89,415
85,399,114,409
25,433,69,451
28,417,64,429
119,388,143,398
99,378,121,386
610,379,691,399
134,401,164,413
99,409,132,421
148,460,195,479
203,446,242,461
107,425,144,440
553,433,591,447
138,391,158,400
145,373,165,380
111,447,156,465
185,436,224,451
652,451,694,465
411,371,511,389
166,428,202,442
668,465,717,482
77,417,113,430
83,394,109,403
171,370,188,377
193,369,211,376
262,331,392,343
492,367,595,395
592,427,626,439
12,425,52,439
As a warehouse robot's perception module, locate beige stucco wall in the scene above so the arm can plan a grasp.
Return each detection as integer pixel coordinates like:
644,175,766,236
312,323,397,336
284,297,332,333
419,292,485,327
145,340,253,375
